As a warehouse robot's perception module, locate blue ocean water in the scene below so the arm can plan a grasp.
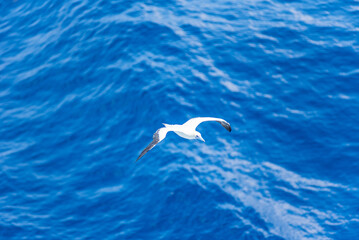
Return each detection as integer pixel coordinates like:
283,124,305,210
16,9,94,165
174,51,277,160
1,0,359,239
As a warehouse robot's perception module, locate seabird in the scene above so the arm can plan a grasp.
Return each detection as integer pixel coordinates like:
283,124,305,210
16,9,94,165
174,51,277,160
136,117,231,161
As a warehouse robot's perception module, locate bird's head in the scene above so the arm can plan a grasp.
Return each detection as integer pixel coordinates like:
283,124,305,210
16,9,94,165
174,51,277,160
195,132,205,142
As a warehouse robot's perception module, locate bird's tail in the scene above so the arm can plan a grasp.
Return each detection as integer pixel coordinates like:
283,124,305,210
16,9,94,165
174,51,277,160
162,123,171,128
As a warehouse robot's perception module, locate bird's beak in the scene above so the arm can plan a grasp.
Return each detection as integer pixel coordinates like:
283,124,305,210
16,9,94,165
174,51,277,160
199,136,205,142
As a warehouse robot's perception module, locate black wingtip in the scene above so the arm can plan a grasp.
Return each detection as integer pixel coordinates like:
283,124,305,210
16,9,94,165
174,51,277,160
136,152,145,162
136,151,144,162
218,121,232,132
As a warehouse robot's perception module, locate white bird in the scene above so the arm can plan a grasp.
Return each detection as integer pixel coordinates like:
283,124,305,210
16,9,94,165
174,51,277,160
136,117,231,161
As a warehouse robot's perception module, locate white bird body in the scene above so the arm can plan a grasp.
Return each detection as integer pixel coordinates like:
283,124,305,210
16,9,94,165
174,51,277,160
164,124,197,139
136,117,231,161
174,130,196,140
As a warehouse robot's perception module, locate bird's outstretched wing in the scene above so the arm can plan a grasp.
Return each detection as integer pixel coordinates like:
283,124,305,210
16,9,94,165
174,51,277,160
183,117,232,132
136,127,169,161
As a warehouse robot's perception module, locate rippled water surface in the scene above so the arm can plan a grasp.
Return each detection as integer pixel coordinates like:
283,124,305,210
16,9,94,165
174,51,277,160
1,0,359,239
